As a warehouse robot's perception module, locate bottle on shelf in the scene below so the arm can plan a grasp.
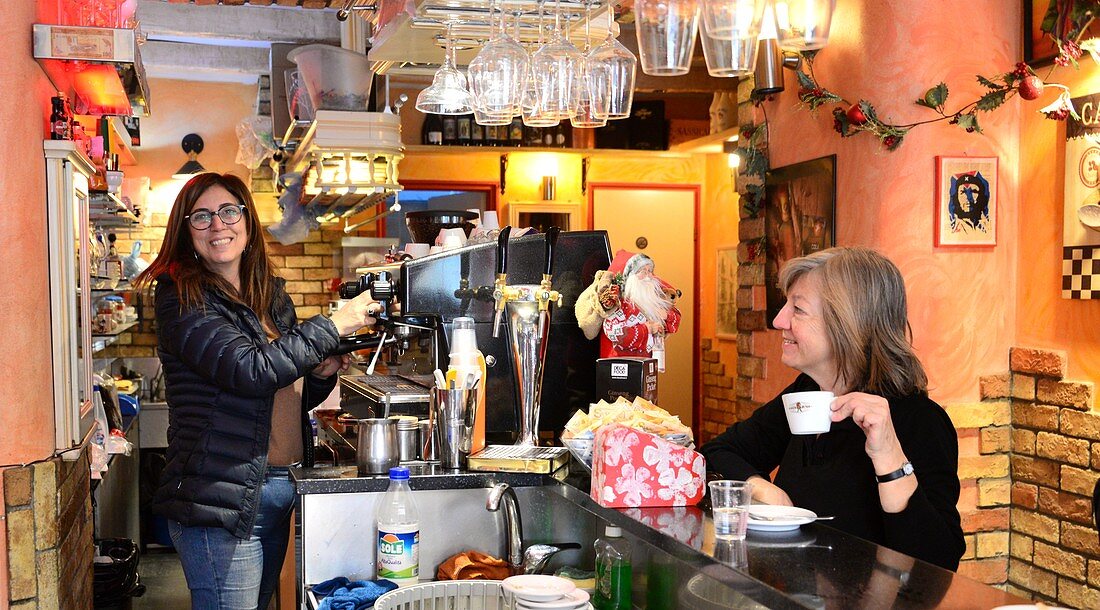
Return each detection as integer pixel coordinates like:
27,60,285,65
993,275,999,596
50,94,71,141
509,117,524,146
554,123,570,148
524,125,543,147
442,115,458,145
594,525,632,610
543,125,556,147
456,114,472,145
471,120,485,146
422,113,443,145
377,466,420,587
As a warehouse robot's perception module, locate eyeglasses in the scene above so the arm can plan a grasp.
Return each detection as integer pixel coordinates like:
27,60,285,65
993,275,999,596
185,204,246,230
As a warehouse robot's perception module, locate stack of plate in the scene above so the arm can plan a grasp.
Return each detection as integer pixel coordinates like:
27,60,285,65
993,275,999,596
502,575,592,610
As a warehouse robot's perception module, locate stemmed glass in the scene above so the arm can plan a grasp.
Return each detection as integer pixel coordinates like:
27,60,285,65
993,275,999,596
415,22,474,115
468,0,528,125
571,0,610,128
522,2,561,127
587,19,637,119
529,1,583,121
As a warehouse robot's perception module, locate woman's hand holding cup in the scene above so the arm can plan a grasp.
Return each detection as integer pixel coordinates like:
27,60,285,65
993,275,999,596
830,392,905,464
329,291,379,336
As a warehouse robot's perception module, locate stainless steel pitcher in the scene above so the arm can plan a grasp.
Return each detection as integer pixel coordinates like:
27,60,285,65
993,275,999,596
356,418,399,475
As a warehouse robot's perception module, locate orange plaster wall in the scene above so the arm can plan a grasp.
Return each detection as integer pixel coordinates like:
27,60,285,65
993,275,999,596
0,1,66,465
751,0,1021,404
1016,64,1100,388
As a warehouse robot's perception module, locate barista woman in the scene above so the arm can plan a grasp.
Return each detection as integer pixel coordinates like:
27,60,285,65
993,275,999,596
135,173,379,609
701,247,965,570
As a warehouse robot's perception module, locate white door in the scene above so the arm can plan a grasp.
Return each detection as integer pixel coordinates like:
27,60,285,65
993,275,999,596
591,186,697,427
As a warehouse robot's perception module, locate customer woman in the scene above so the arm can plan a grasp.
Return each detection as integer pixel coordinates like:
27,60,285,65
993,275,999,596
135,173,379,609
701,247,965,571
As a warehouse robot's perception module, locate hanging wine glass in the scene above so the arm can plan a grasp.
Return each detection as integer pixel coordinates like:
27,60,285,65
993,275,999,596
588,21,636,119
522,1,561,127
415,22,474,115
699,11,759,77
529,0,582,121
571,0,609,128
468,0,527,125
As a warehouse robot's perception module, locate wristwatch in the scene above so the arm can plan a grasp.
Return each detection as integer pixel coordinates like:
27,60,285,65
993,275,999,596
875,461,914,483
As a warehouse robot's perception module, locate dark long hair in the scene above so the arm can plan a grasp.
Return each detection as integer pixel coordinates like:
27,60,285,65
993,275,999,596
135,173,279,328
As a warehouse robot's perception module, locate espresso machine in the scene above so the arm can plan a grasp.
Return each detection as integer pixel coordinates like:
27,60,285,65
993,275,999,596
336,230,611,445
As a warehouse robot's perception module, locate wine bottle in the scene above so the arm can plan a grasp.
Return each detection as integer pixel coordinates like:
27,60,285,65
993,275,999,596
456,114,472,145
422,113,443,145
471,120,484,146
509,117,524,146
442,115,458,145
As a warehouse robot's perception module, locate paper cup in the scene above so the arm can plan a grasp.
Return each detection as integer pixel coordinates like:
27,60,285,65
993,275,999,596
781,391,834,435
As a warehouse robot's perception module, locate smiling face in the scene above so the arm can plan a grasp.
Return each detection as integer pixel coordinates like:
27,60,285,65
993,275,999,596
772,272,838,391
188,184,249,287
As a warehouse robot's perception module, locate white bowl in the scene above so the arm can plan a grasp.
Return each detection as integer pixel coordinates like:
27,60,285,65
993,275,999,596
1078,204,1100,230
502,575,576,603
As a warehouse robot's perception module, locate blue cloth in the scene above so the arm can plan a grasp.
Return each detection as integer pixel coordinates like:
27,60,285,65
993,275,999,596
311,576,351,597
316,579,398,610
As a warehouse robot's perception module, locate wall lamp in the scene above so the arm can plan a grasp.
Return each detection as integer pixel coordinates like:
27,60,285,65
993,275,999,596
753,0,835,96
172,133,206,180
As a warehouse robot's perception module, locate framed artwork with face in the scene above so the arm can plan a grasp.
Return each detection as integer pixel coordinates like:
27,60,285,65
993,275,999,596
764,155,837,327
934,156,998,247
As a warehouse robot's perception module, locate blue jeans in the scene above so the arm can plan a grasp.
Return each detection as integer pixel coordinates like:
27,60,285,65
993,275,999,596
168,465,297,609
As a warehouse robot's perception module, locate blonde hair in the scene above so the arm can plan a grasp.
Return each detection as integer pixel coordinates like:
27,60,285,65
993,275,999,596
779,247,928,397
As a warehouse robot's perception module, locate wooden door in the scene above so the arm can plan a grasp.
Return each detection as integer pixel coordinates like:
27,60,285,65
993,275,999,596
590,184,698,428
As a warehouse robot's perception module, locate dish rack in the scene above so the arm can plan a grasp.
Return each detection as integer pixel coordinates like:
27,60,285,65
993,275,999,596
374,580,507,610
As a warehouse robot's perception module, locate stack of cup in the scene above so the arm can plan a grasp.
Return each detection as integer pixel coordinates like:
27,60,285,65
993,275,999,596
501,575,590,610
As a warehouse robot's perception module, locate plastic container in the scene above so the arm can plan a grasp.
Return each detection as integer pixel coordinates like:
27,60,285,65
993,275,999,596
287,44,373,112
448,317,486,453
284,68,316,122
593,526,632,610
377,466,420,587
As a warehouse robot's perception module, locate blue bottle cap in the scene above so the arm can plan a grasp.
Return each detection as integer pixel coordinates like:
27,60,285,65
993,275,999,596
388,466,410,480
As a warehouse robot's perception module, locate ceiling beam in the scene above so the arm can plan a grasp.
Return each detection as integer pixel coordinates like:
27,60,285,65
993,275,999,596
137,0,341,45
142,40,271,81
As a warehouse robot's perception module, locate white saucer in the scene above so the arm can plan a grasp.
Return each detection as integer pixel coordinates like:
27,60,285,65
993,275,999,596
746,505,818,532
502,575,577,603
514,588,590,609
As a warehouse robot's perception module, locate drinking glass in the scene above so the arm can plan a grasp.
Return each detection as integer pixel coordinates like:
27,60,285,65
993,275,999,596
701,0,767,41
529,18,582,121
634,0,700,76
774,0,837,51
468,0,528,124
587,27,636,119
415,23,474,115
699,16,759,77
570,1,609,128
708,480,752,541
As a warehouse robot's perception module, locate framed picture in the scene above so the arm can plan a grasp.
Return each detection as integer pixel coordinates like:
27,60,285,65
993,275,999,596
1024,0,1059,65
934,156,998,247
508,201,580,232
716,245,738,339
764,155,837,327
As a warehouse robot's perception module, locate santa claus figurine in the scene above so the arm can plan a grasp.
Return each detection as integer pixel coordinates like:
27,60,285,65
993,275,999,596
576,250,681,371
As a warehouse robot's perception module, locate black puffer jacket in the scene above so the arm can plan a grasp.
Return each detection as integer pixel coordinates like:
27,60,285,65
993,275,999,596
151,275,339,539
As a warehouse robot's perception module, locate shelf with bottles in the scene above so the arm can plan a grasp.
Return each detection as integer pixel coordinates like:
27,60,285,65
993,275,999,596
90,191,140,226
92,320,139,354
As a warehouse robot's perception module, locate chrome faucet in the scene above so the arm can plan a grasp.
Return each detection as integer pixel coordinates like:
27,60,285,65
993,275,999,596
487,483,524,570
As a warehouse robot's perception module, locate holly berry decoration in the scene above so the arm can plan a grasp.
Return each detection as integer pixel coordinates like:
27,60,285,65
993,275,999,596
846,103,868,125
1018,75,1044,101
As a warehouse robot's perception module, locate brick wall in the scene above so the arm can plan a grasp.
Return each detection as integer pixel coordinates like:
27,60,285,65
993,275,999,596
105,224,350,359
4,448,94,608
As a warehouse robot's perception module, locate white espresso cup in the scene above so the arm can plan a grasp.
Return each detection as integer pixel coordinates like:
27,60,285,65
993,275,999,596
781,391,834,435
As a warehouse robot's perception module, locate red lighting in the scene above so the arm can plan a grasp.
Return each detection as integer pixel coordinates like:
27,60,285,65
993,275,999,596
72,64,131,116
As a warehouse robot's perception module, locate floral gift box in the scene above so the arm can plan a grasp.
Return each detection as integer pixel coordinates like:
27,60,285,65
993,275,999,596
591,423,706,508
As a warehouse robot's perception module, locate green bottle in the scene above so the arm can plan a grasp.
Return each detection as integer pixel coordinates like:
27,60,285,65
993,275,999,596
594,526,632,610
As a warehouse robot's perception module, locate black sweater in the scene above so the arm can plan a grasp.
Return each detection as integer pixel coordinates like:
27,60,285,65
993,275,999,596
700,375,965,571
152,275,339,539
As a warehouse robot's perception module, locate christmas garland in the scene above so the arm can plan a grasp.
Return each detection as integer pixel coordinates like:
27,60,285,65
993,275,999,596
788,1,1094,150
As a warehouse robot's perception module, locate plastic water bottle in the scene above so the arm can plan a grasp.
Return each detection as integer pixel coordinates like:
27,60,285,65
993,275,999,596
376,466,419,587
594,525,632,610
